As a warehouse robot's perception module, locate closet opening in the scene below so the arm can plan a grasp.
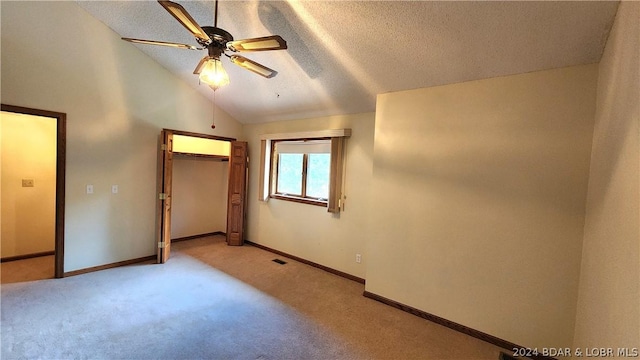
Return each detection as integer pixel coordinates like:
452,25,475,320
156,129,247,263
0,104,66,279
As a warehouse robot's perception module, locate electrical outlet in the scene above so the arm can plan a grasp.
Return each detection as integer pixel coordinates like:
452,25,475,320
112,185,118,194
356,253,362,263
86,184,94,194
22,179,34,187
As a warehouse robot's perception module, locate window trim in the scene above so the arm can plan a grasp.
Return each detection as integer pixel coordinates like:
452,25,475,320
270,139,330,207
270,194,328,207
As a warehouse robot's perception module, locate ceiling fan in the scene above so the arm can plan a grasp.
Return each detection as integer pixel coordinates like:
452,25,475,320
122,0,287,90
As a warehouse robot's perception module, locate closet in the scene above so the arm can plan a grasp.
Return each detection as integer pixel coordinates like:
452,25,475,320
156,129,247,263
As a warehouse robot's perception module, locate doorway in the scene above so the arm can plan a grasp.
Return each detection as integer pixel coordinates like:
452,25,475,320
0,104,66,279
156,129,247,263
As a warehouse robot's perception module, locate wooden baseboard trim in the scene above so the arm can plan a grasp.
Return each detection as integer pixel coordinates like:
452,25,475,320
63,255,156,277
172,231,225,243
1,251,55,263
362,291,554,360
245,240,365,284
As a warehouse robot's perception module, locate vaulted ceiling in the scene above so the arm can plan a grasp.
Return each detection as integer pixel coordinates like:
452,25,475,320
77,1,619,124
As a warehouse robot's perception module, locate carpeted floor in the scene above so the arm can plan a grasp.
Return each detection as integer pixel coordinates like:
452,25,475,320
0,255,54,284
1,235,504,359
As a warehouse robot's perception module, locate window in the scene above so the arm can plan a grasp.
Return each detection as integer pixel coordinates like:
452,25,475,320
258,129,350,213
272,140,331,206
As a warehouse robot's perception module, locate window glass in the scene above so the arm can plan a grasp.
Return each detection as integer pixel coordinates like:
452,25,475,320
306,153,330,199
276,153,303,196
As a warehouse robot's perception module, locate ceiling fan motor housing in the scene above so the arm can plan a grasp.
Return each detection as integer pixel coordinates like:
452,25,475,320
202,26,233,44
202,26,233,59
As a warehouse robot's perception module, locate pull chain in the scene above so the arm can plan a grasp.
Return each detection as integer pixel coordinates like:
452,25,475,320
211,89,216,129
211,0,219,130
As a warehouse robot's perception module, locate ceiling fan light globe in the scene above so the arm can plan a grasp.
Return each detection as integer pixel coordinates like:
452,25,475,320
199,59,230,90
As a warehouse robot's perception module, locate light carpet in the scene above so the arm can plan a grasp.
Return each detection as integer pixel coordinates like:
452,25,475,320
1,236,503,359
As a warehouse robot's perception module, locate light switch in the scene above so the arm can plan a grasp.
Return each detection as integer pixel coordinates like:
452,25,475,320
22,179,34,187
112,185,118,194
86,185,94,194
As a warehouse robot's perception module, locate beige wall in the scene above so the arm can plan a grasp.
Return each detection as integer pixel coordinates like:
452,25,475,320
366,65,598,348
0,2,242,272
243,113,375,278
171,158,228,239
2,0,635,350
1,112,57,257
574,2,640,353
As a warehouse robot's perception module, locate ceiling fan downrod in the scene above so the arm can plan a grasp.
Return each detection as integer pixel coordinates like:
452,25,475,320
214,0,219,28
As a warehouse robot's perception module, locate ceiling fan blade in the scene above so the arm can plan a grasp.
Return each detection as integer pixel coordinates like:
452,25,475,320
122,37,201,50
158,1,211,43
230,55,278,78
193,56,212,75
226,35,287,52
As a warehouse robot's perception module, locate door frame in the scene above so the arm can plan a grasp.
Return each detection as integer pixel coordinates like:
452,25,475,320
1,104,66,278
157,130,174,263
157,128,237,262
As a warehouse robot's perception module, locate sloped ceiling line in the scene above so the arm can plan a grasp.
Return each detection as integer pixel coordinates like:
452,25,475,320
76,0,619,124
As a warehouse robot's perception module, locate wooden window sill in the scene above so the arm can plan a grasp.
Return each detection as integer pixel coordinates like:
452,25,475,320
270,194,328,207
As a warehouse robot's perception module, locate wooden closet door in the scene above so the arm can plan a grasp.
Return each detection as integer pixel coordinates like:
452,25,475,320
157,130,174,263
227,141,248,246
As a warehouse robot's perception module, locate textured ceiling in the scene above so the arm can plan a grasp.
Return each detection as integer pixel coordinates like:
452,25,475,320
76,1,619,124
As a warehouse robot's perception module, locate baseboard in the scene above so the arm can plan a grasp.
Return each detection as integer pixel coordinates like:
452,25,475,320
172,231,225,243
63,255,156,277
363,291,554,360
245,240,365,284
64,232,225,277
1,251,55,263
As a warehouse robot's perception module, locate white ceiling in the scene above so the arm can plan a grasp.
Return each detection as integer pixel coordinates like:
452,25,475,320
77,1,619,124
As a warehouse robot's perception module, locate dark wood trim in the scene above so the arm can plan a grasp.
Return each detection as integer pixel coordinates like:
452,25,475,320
2,104,66,279
163,128,236,142
1,251,55,263
2,104,61,120
270,194,328,207
63,255,156,277
172,231,225,242
245,240,365,284
362,291,555,360
174,152,229,161
301,153,309,197
271,137,332,143
55,110,66,279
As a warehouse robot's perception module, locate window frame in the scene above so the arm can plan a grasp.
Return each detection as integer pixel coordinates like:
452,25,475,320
269,138,330,207
258,128,350,213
